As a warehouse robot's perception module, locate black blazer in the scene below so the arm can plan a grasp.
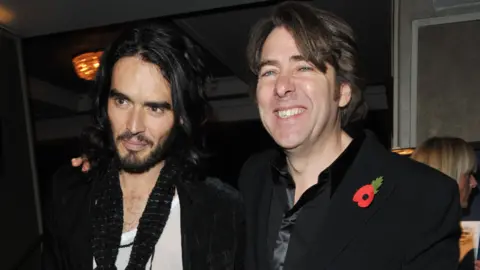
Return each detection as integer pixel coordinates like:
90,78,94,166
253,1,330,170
41,165,245,270
238,132,461,270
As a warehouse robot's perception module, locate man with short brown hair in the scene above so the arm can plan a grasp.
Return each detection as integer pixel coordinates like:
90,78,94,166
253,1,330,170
239,2,461,269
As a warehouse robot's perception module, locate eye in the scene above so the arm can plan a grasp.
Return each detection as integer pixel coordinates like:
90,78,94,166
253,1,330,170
298,66,314,72
114,97,128,106
260,70,276,77
149,106,165,114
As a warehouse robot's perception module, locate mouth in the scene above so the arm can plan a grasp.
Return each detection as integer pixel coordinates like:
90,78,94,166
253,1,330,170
274,107,306,119
121,139,149,152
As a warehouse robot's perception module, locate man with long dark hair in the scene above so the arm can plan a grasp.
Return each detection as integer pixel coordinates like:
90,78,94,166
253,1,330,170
42,24,244,270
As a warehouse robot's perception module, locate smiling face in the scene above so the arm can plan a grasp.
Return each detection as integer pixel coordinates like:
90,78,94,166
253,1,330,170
108,56,174,173
256,27,351,151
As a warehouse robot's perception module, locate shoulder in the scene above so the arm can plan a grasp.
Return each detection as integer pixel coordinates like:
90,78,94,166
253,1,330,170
237,149,277,191
200,177,243,207
384,152,460,220
389,152,458,193
359,134,458,207
50,164,90,195
240,149,278,172
43,164,93,231
360,133,457,195
46,164,93,212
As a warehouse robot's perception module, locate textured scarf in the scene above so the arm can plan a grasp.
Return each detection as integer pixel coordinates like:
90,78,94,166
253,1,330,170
91,159,179,270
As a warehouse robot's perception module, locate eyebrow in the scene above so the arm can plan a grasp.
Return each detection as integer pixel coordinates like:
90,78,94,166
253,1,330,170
257,55,309,71
109,88,172,110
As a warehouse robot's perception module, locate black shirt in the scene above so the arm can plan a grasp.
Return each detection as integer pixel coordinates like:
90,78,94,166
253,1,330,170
268,134,365,270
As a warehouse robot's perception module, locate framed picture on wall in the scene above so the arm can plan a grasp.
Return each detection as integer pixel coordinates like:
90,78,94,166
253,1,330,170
410,14,480,146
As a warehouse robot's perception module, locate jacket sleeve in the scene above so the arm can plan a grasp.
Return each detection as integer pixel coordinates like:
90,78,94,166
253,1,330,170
234,198,246,270
402,182,462,270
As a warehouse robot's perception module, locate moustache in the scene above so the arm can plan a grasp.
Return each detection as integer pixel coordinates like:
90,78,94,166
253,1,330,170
116,131,153,146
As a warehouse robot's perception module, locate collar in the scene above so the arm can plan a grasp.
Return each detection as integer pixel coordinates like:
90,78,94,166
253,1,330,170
270,131,365,195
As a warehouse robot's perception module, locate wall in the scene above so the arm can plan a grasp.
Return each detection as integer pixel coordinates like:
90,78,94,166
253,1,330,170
0,28,41,269
395,0,480,147
416,20,480,143
31,76,390,142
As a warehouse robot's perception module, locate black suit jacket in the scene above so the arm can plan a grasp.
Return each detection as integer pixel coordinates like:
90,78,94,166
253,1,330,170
238,132,461,270
42,165,245,270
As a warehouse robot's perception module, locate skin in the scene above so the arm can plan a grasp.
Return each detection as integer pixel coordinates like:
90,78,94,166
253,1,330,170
107,56,174,232
459,173,478,208
256,26,352,202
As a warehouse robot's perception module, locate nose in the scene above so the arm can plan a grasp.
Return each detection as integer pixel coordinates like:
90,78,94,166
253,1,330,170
126,107,145,134
274,74,295,98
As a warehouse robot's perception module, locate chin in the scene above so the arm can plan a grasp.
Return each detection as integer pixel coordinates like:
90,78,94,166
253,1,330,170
273,138,303,151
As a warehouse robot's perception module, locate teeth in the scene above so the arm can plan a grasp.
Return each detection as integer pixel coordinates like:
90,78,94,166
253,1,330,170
277,108,305,118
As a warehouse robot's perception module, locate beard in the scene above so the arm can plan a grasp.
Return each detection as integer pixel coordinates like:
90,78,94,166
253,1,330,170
114,130,167,174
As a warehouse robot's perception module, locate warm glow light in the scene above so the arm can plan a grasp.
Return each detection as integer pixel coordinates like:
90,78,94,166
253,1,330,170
392,148,415,156
0,5,15,24
72,51,103,81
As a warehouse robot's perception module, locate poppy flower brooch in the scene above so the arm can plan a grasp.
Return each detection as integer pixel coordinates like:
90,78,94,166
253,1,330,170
353,176,384,208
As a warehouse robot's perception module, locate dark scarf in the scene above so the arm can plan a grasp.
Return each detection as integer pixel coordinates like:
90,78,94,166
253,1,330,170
91,159,180,270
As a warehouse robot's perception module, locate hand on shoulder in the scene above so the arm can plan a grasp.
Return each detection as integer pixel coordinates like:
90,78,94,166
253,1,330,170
71,156,91,172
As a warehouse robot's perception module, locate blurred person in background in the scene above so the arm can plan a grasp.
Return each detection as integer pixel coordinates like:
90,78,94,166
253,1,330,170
412,136,478,270
411,137,477,209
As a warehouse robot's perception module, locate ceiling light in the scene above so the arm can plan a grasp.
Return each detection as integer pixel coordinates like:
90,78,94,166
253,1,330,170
0,5,14,24
72,51,103,81
392,148,415,156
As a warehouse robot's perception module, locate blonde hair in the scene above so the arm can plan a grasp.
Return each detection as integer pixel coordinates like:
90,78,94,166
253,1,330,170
411,137,477,183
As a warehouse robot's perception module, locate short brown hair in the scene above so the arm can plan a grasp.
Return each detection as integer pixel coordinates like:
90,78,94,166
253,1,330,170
246,1,367,126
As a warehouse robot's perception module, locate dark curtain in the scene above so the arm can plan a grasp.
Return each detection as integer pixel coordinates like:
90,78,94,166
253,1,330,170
0,28,41,270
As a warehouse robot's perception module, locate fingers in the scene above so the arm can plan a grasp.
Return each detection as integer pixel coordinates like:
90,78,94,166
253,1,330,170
71,157,83,167
72,157,91,172
82,162,91,172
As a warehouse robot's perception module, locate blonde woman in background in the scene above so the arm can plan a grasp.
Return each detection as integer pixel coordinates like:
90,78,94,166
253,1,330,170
412,137,477,208
411,137,478,270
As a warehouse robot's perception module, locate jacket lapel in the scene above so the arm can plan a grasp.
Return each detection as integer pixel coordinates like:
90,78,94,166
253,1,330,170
312,135,396,268
174,177,198,270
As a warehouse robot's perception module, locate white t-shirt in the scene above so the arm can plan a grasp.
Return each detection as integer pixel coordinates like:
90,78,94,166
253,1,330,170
93,194,182,270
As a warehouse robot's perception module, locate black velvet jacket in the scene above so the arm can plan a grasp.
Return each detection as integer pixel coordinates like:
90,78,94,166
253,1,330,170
239,131,461,270
41,165,245,270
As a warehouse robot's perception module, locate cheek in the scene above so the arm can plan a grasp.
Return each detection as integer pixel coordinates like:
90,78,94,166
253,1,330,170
255,88,270,115
107,106,125,134
147,114,175,143
304,83,330,109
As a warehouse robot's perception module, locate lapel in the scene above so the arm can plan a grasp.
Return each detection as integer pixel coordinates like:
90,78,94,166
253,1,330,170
256,169,275,270
174,176,198,270
312,134,396,268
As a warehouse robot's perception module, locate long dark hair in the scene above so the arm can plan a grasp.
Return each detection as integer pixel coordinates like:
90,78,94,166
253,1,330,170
81,24,211,170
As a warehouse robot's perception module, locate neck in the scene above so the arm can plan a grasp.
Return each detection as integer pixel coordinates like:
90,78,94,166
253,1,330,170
119,161,165,196
285,126,352,192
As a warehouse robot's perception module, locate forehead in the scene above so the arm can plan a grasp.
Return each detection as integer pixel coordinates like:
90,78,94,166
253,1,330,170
261,27,300,60
111,56,171,101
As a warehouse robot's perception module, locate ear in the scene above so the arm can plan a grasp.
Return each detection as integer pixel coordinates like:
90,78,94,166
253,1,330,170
338,83,352,108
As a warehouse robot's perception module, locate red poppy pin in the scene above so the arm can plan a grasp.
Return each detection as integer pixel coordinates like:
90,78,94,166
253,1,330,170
353,176,384,208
